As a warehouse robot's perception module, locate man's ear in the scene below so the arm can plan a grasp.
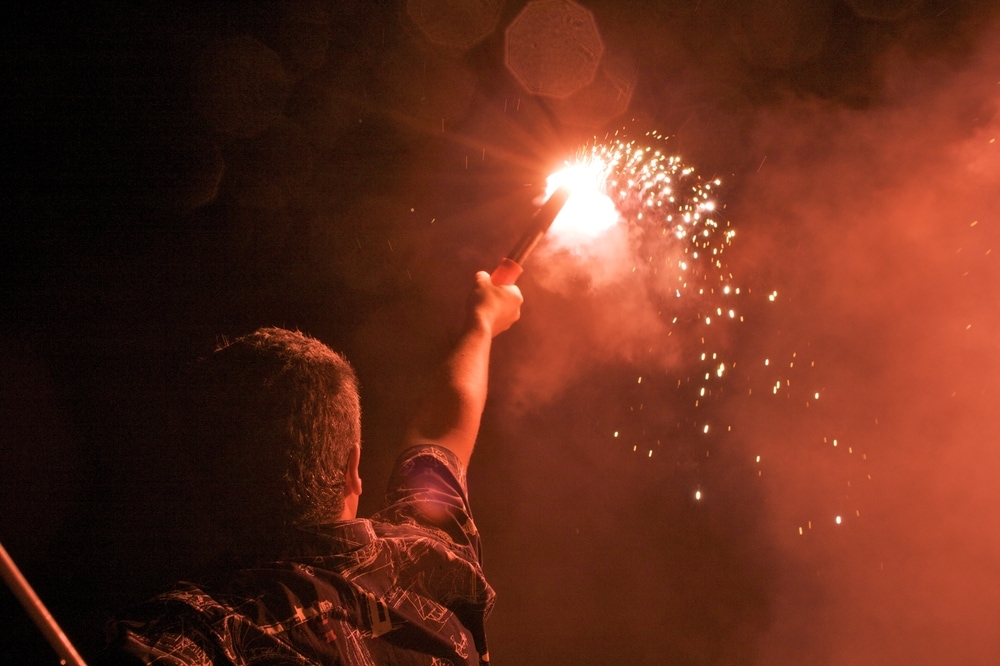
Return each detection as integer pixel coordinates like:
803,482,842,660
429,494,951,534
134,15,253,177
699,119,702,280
345,443,362,498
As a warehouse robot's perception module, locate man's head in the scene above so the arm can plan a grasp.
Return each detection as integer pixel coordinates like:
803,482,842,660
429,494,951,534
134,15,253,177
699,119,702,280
194,327,362,556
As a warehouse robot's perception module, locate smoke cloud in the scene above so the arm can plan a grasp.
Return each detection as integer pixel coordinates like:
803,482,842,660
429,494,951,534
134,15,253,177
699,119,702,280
485,14,999,664
734,34,1000,663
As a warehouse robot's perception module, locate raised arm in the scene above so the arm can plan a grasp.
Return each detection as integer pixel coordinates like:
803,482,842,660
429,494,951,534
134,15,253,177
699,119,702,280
403,271,523,468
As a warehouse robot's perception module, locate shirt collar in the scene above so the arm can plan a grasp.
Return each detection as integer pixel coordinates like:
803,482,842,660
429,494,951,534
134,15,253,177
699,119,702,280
308,518,376,554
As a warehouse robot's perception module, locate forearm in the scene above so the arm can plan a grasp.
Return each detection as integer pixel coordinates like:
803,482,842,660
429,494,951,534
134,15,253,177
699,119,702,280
404,317,493,469
404,272,521,469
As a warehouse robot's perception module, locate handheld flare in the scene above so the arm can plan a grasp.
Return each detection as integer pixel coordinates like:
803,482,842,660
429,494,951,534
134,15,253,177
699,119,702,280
490,186,571,285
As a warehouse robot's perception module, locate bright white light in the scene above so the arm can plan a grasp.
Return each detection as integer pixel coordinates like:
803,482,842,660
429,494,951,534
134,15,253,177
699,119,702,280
546,162,619,240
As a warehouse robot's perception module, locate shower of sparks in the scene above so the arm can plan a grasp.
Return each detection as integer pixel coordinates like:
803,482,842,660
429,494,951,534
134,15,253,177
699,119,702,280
542,130,736,270
538,129,867,533
546,130,739,480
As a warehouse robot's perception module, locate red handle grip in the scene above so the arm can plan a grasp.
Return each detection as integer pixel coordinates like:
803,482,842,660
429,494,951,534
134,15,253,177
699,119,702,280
490,258,523,285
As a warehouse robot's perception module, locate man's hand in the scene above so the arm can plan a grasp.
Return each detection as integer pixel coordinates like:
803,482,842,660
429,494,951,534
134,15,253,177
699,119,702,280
466,271,523,338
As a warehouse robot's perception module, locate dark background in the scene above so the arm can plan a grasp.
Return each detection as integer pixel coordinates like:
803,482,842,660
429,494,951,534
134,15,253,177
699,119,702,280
3,1,999,663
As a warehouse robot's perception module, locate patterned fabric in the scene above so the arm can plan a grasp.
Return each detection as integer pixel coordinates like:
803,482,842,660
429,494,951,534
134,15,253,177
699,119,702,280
101,445,495,665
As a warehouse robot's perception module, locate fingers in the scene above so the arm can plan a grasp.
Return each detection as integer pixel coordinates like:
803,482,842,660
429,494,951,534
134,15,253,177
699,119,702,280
470,271,522,337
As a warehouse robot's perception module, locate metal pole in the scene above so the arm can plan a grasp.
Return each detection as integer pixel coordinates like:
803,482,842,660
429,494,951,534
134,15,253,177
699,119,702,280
0,541,87,666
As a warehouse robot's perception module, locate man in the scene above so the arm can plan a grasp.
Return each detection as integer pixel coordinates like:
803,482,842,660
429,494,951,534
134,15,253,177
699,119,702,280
101,270,523,665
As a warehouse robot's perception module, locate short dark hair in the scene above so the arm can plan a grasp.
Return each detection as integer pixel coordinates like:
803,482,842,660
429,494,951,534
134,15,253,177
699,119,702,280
194,327,360,554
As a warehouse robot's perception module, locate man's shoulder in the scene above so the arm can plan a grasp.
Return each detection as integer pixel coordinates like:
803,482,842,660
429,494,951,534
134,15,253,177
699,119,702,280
373,445,483,554
392,444,467,488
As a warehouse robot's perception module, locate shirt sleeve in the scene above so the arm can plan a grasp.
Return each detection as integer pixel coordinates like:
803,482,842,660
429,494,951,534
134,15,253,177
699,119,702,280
371,445,483,564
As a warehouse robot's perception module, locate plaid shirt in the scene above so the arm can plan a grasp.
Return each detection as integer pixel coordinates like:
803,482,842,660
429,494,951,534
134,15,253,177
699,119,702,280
102,446,495,665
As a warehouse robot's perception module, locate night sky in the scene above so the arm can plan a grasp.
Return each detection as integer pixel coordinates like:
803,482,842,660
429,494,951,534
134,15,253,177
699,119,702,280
3,1,999,663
